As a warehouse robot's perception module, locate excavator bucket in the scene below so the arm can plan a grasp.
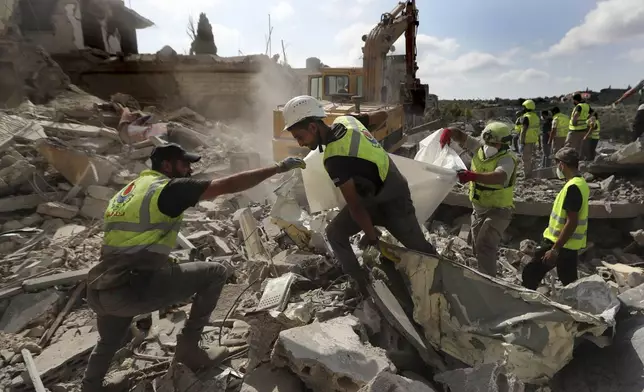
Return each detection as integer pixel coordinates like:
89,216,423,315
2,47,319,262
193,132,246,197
402,83,428,116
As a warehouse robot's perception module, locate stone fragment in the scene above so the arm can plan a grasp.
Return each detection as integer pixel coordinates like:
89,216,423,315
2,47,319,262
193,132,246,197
20,213,43,227
519,239,537,256
0,290,61,333
618,283,644,312
600,175,616,191
359,371,438,392
271,316,394,391
2,220,24,231
80,197,108,220
240,364,304,392
0,192,61,213
86,185,116,201
434,362,525,392
272,249,326,277
52,224,87,242
36,202,79,219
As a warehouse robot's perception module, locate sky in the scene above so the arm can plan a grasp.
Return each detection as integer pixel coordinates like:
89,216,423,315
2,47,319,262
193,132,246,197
129,0,644,99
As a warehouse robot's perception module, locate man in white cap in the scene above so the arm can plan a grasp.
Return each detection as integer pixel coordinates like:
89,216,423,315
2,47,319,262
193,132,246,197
282,95,436,295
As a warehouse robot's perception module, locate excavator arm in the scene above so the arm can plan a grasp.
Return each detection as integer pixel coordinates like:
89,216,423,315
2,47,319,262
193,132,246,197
361,0,428,115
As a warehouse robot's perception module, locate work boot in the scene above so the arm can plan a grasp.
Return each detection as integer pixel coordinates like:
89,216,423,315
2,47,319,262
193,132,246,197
174,332,229,371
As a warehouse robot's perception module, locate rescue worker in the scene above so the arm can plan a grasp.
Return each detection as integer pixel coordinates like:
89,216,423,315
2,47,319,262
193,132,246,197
519,100,539,178
82,144,305,392
566,93,592,154
584,111,600,161
549,106,569,156
282,95,436,295
539,110,552,168
612,79,644,141
522,147,588,289
439,122,517,277
512,110,522,152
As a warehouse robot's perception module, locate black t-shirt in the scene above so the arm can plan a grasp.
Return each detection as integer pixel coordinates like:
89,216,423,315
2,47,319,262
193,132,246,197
157,178,210,218
562,180,582,213
323,123,383,196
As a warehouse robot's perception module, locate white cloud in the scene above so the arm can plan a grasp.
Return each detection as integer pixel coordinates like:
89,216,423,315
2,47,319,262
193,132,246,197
625,48,644,63
393,34,459,55
556,76,582,84
270,1,294,21
539,0,644,58
496,68,550,84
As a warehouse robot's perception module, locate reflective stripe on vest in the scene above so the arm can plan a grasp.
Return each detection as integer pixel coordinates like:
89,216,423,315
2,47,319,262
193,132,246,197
323,115,390,181
553,113,569,138
469,147,517,209
569,103,590,131
102,170,183,256
522,112,539,144
542,176,589,250
591,119,600,140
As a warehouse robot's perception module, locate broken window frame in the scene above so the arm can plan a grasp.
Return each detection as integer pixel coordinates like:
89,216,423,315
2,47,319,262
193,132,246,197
324,75,350,96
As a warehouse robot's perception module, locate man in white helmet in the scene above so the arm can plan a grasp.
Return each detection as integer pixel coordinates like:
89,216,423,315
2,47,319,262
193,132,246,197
282,95,436,295
439,122,518,277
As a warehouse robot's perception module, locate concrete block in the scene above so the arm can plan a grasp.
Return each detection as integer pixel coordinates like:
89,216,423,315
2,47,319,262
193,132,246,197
359,371,438,392
0,289,61,333
23,268,90,292
38,121,102,139
271,316,394,391
618,283,644,312
2,220,24,231
36,202,79,219
86,185,116,201
52,224,87,242
434,362,524,392
0,192,62,213
36,139,116,186
80,197,108,220
12,332,98,388
240,364,304,392
0,159,37,187
20,213,43,227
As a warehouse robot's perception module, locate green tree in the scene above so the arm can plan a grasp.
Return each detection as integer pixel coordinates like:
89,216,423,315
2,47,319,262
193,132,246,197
188,13,217,55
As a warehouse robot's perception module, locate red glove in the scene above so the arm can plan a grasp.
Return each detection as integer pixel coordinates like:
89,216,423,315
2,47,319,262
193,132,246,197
457,170,478,184
439,128,452,148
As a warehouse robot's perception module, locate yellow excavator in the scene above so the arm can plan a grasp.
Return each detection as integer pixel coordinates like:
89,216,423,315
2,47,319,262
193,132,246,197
272,0,431,160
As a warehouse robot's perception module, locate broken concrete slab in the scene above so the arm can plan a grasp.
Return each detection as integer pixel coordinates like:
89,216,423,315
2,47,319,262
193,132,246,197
0,290,61,333
370,280,446,372
38,121,104,139
0,114,47,152
0,192,63,213
80,197,108,220
22,268,90,292
442,191,644,219
52,224,87,242
36,138,117,186
240,364,304,392
271,316,394,391
434,362,525,392
359,371,438,392
235,207,265,260
618,283,644,312
86,185,116,201
0,160,37,188
12,331,98,389
37,202,79,219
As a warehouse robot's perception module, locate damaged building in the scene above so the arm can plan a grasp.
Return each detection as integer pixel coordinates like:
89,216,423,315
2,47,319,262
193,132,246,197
2,0,153,55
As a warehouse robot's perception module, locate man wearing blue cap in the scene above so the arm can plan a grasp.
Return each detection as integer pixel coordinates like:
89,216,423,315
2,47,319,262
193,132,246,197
81,143,304,392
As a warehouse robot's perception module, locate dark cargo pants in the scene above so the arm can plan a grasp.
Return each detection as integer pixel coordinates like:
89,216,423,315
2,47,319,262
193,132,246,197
82,261,228,391
522,239,578,290
325,159,436,288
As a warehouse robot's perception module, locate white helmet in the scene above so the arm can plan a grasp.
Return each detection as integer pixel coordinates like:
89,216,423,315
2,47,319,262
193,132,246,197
282,95,326,131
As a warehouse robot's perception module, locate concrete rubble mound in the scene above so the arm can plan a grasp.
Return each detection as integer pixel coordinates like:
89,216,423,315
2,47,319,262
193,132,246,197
2,46,644,392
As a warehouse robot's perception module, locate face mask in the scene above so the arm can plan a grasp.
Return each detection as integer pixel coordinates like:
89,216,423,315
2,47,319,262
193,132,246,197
483,145,498,158
556,166,565,179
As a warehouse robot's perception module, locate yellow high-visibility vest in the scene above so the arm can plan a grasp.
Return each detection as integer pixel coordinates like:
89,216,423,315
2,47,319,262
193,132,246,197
543,177,589,250
469,148,518,208
569,103,590,131
521,112,539,144
324,116,390,181
103,170,182,256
